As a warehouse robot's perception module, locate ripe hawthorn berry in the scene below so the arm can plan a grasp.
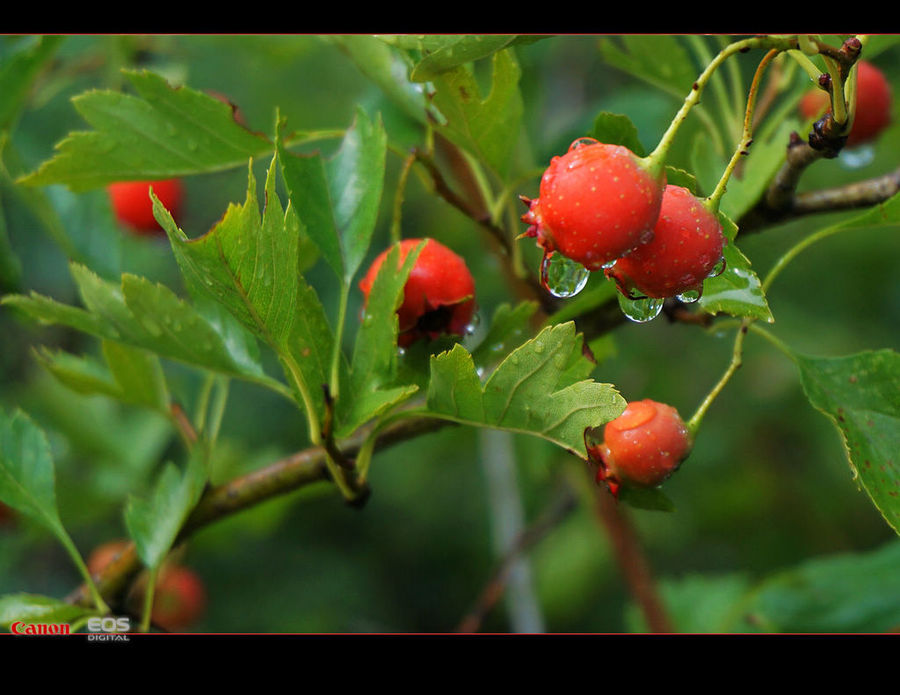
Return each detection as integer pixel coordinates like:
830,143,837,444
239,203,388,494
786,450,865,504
799,60,892,148
521,138,666,271
359,238,476,348
87,539,131,575
585,399,692,498
605,185,725,300
107,178,184,235
152,566,207,632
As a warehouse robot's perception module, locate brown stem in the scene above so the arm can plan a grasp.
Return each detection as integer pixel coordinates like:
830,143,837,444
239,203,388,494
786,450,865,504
456,484,577,633
591,485,674,633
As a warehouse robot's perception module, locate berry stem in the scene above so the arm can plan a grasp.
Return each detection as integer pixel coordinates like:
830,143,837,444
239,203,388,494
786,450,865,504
706,49,780,214
646,36,797,179
140,565,159,633
390,152,417,245
686,318,749,437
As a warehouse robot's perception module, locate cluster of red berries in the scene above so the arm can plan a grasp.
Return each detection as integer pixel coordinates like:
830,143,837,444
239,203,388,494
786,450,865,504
521,138,726,303
359,237,476,348
88,540,207,632
586,399,692,498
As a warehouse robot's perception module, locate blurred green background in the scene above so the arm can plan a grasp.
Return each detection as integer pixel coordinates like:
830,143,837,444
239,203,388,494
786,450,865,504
1,35,898,633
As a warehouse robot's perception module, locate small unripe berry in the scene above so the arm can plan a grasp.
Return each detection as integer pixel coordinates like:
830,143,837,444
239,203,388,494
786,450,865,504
586,399,692,497
605,185,725,300
108,178,184,235
521,138,665,271
799,60,892,148
359,238,476,348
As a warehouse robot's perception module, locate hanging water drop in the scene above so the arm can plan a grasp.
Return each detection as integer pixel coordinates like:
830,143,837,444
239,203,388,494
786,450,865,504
676,286,702,304
840,144,875,169
568,137,600,152
464,311,481,335
707,255,726,279
540,251,590,298
617,292,664,323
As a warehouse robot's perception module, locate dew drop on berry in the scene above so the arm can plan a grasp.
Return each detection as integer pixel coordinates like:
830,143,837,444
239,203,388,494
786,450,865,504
540,251,590,298
707,255,727,279
617,293,664,323
568,137,600,152
676,286,702,304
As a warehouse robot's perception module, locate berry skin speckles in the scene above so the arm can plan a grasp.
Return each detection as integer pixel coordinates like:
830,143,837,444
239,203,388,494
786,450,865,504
108,178,184,235
585,399,692,498
521,138,666,271
359,238,476,348
605,185,725,300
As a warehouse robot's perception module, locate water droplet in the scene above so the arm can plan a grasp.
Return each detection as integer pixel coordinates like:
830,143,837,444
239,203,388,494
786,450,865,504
533,341,545,354
141,317,163,337
476,366,485,379
568,137,600,152
397,347,407,357
617,293,664,323
540,251,590,298
602,259,617,270
707,255,726,279
464,311,481,335
187,140,199,152
676,286,702,304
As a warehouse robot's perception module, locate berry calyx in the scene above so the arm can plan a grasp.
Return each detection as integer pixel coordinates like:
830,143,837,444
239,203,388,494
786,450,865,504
359,238,476,348
521,138,666,271
605,185,725,300
107,178,184,235
585,399,692,498
799,60,892,148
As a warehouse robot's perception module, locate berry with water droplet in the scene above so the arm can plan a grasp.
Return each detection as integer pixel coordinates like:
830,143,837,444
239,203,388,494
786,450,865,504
108,179,184,236
799,60,892,148
585,399,692,498
521,138,665,271
605,185,725,300
359,238,476,348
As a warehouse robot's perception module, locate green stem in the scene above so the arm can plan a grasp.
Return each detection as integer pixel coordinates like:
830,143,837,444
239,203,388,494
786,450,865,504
390,152,416,245
647,36,796,177
686,318,749,437
140,566,158,633
206,377,230,447
688,36,739,143
193,373,216,435
280,354,322,447
761,220,847,294
785,49,823,81
748,323,795,361
59,532,109,615
329,283,350,402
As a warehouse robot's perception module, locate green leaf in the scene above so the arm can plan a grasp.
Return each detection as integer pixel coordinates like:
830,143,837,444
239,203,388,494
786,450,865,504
338,242,424,436
0,36,65,130
795,349,900,534
426,323,625,455
0,409,66,540
19,69,272,191
329,36,432,124
0,593,97,631
101,341,169,413
745,540,900,632
599,36,697,99
407,35,518,82
590,112,646,157
34,348,124,401
431,49,523,178
471,301,539,371
698,234,773,323
278,108,387,283
124,450,207,570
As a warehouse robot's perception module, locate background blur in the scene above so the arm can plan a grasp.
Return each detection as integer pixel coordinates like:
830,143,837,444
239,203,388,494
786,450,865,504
1,35,898,633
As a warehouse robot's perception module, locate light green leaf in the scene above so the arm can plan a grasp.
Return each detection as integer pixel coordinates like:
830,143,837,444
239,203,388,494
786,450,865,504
0,409,66,539
124,450,207,570
426,323,625,455
0,593,97,630
278,108,387,282
431,49,523,178
19,69,272,191
795,349,900,534
101,341,169,413
407,35,518,82
698,235,773,323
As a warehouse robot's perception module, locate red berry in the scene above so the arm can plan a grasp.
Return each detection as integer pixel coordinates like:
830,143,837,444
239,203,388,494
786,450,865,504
87,539,131,575
799,60,892,148
151,566,207,632
521,138,665,271
605,185,725,300
586,399,692,497
108,178,184,235
359,238,476,348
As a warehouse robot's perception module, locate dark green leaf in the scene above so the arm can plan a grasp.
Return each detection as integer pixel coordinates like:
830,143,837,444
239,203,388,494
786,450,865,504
796,349,900,534
19,69,272,191
599,36,697,98
407,35,518,82
590,112,646,156
431,49,523,178
0,36,64,130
